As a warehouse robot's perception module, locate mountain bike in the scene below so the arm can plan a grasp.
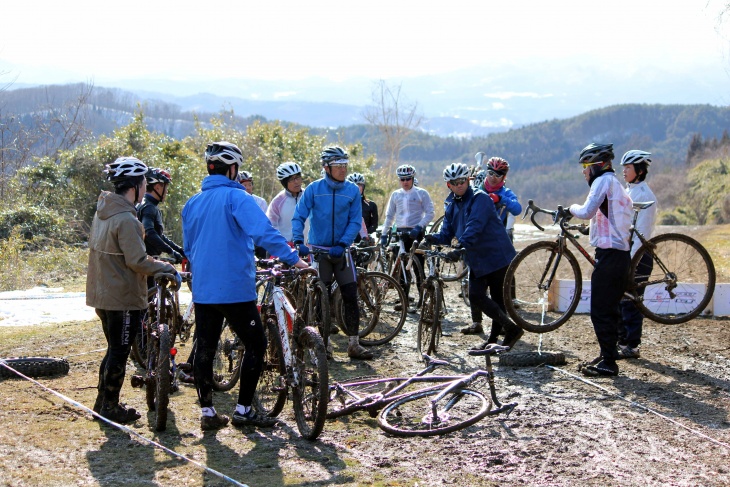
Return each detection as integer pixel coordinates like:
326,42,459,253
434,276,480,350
412,246,464,355
328,246,408,346
382,231,424,310
327,344,516,437
504,200,716,333
254,264,329,440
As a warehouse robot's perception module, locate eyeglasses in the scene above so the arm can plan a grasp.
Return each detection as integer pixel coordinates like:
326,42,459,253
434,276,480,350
329,164,348,169
486,169,505,178
581,162,603,169
400,177,413,182
448,178,468,186
289,175,303,182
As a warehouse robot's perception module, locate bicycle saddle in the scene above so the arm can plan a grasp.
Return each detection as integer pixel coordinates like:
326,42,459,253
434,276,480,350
468,344,510,356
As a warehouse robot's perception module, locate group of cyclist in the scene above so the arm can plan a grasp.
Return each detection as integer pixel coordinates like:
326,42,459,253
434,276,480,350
86,138,656,429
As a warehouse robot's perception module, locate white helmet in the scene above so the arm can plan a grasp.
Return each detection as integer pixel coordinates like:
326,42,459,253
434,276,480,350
237,170,253,182
104,157,148,183
277,162,302,181
347,172,365,185
443,163,469,182
621,150,652,166
205,141,243,167
396,164,416,178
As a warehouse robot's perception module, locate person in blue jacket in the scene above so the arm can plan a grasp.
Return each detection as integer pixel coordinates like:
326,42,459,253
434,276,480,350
291,146,373,360
423,162,523,350
182,141,309,431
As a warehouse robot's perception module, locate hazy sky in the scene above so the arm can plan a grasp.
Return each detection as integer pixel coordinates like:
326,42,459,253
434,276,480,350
1,0,728,84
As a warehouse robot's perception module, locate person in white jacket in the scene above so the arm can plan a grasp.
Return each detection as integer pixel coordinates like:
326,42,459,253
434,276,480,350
617,150,657,359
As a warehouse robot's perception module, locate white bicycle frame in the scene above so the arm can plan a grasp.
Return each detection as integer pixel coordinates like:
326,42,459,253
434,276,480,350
265,281,301,388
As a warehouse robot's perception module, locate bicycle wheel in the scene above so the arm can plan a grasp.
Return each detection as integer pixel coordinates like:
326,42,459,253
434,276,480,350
377,388,491,437
357,271,409,346
308,279,331,350
254,315,287,417
0,357,70,378
418,281,440,355
211,319,244,392
154,325,171,432
438,252,468,283
631,233,715,324
131,287,156,369
428,215,445,234
504,241,582,333
292,326,329,440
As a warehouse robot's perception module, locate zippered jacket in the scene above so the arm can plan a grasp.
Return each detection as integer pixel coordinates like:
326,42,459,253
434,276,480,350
182,175,299,304
266,188,303,242
382,186,435,230
430,187,516,278
292,175,362,247
87,191,175,311
570,172,633,251
137,194,185,257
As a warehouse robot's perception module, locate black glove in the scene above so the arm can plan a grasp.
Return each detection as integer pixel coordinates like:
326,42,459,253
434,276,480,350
423,233,437,245
444,249,463,262
170,250,184,264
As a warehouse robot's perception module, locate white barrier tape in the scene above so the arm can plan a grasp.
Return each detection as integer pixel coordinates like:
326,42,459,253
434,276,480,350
546,365,730,451
0,360,249,487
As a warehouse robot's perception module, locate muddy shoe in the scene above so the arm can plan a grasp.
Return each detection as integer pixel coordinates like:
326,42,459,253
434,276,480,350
617,345,640,359
581,359,619,377
232,410,278,428
92,393,103,414
201,413,230,431
501,329,524,350
577,356,602,372
461,323,484,335
347,343,374,360
329,323,341,335
178,362,192,373
100,403,141,424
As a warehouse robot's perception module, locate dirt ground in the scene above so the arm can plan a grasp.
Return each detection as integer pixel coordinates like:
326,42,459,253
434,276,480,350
1,272,729,487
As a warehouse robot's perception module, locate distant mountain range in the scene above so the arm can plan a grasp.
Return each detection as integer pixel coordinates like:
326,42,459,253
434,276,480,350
7,59,729,138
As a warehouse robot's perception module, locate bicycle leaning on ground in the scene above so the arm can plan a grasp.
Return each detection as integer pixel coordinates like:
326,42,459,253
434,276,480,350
254,263,329,440
504,199,716,333
327,344,516,437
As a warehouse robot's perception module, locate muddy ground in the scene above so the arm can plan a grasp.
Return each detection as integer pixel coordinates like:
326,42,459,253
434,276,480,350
1,271,729,487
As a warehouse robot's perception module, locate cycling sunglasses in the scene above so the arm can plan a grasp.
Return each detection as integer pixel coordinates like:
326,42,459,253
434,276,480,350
581,161,603,169
400,177,413,182
448,177,468,186
486,169,505,177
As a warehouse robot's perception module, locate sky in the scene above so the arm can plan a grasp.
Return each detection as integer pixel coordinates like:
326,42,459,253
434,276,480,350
2,0,729,85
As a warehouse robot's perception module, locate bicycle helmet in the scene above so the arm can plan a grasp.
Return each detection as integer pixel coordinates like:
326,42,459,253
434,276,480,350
443,162,469,182
347,172,366,185
620,150,652,166
205,141,243,167
471,170,486,191
579,143,614,164
486,157,510,175
104,157,148,183
320,146,349,166
237,170,253,182
146,168,171,185
396,164,416,178
276,162,302,181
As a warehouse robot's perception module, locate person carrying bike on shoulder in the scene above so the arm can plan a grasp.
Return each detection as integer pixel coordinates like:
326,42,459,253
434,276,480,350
292,146,373,360
87,157,179,424
267,162,307,243
464,155,523,336
381,164,435,309
617,150,657,360
570,143,633,377
182,141,309,431
422,163,524,350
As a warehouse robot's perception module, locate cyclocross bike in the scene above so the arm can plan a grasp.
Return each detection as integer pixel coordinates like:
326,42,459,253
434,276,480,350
382,230,425,311
504,199,716,333
327,344,517,437
255,264,329,440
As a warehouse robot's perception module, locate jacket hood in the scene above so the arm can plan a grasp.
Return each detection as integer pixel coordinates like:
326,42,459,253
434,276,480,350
96,191,137,220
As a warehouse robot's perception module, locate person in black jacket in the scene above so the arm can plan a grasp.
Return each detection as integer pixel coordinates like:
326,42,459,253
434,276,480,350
136,168,185,269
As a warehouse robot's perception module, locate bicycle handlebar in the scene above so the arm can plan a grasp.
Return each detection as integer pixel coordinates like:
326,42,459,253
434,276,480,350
522,199,589,236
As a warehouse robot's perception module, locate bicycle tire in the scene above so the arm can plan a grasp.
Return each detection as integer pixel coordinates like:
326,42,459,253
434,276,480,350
504,241,582,333
357,271,408,346
211,319,244,392
438,251,468,282
498,351,566,367
292,326,329,440
460,276,470,307
131,287,157,369
428,215,445,234
377,388,491,437
0,357,70,378
154,325,171,432
254,315,287,417
308,279,331,351
417,282,440,355
631,233,715,324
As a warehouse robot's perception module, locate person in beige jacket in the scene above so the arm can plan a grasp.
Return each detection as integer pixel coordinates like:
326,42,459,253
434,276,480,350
87,157,178,424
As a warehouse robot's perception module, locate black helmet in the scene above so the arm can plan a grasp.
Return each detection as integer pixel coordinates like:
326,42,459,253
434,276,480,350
205,141,243,167
146,168,171,185
104,157,148,183
579,143,614,164
320,146,349,166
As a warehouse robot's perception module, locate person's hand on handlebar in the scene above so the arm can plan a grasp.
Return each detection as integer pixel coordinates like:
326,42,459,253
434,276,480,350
293,259,310,269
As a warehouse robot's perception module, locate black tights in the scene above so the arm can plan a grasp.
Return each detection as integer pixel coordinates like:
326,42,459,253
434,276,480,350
96,309,142,407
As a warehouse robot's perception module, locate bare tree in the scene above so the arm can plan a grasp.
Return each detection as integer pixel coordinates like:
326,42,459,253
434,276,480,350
363,80,423,173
